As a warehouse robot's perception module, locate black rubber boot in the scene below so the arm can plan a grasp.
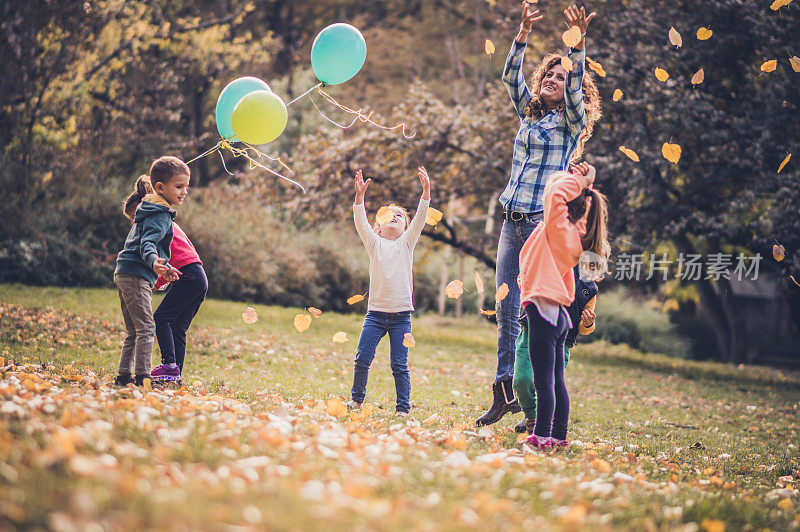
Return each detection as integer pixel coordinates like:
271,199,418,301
113,374,134,387
475,378,521,426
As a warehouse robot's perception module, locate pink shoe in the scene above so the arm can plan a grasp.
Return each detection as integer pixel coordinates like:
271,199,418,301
550,437,569,448
151,364,180,380
525,433,553,449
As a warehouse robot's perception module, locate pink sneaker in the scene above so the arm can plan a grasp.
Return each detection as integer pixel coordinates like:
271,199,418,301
525,433,553,449
150,364,180,381
550,437,569,448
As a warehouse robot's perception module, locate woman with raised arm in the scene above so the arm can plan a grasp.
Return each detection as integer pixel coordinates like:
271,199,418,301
476,3,602,427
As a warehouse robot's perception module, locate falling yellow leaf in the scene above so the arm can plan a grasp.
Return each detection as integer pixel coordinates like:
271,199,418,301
700,518,726,532
770,0,794,9
402,332,416,348
560,55,574,72
484,38,495,55
375,206,393,225
242,307,258,324
778,153,792,173
791,275,800,288
655,67,670,82
293,314,312,332
307,307,322,319
662,142,682,164
347,293,366,305
696,27,713,40
425,207,443,226
691,68,705,85
618,146,640,162
326,398,347,418
480,309,497,316
474,270,485,293
668,26,682,47
332,331,348,343
790,56,800,72
761,60,778,73
562,26,582,48
586,56,607,77
445,280,465,299
495,283,509,303
773,244,786,262
612,89,623,101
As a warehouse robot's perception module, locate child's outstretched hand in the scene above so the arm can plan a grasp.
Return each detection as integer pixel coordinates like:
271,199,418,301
163,266,181,282
581,307,596,327
354,170,371,204
418,166,431,200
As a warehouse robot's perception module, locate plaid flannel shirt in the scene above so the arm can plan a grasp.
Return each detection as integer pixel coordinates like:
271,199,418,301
499,40,587,214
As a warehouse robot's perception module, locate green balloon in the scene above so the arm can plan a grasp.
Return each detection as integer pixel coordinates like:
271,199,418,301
231,90,287,145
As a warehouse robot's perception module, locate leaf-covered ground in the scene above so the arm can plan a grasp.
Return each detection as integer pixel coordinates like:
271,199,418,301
0,284,798,531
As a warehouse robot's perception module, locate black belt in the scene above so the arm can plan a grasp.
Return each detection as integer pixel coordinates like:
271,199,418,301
503,210,542,222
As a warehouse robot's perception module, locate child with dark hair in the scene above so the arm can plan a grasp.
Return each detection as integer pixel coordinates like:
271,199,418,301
113,156,188,386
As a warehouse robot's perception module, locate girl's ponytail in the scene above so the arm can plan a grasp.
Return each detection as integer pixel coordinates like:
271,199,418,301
581,188,610,259
122,175,154,219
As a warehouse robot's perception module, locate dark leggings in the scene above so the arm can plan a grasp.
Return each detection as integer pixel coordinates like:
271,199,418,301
154,263,207,371
526,302,570,440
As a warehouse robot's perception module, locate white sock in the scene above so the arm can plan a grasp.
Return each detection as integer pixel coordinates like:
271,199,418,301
167,363,178,369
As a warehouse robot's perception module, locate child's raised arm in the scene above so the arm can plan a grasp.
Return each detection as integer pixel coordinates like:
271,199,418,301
404,166,433,248
352,170,378,254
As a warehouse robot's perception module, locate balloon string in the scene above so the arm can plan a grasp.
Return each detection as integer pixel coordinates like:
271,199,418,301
313,87,416,139
285,82,324,107
308,93,362,130
185,139,305,193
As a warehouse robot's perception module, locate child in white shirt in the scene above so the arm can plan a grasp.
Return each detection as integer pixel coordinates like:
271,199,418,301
350,167,432,414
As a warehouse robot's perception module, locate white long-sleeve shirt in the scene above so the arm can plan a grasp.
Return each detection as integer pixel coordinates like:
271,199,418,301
353,197,430,312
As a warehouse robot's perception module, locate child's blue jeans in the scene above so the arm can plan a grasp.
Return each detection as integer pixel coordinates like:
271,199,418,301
351,310,412,412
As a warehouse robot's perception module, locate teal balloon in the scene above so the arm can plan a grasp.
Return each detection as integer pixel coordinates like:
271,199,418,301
215,77,271,140
311,23,367,85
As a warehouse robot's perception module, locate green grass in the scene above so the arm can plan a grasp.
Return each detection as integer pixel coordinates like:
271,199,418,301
0,284,798,531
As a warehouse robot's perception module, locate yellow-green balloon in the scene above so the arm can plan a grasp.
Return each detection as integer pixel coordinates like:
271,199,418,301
231,90,287,145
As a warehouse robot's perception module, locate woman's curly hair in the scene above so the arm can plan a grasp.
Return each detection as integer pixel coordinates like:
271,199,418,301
523,53,602,162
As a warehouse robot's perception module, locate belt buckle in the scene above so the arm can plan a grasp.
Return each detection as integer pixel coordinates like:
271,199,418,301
511,211,524,222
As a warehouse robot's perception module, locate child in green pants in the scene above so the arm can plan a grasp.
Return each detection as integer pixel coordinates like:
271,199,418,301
513,268,597,433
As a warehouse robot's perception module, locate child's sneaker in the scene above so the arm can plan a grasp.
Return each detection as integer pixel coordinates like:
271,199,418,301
550,437,569,448
395,410,409,418
347,399,362,410
113,374,134,387
525,433,553,449
151,364,181,382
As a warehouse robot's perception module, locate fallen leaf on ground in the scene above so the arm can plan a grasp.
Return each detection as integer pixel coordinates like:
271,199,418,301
326,398,347,418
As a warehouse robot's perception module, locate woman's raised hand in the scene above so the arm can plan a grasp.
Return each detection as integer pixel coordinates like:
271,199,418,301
564,5,596,41
519,2,544,36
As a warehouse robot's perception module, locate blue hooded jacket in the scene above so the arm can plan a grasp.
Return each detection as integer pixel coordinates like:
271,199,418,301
114,194,176,286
